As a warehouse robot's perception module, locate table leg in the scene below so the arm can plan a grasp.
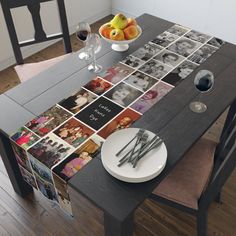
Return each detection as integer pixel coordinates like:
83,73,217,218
0,130,33,197
104,212,134,236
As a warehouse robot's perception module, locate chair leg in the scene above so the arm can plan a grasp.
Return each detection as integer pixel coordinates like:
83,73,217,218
197,210,208,236
214,191,222,204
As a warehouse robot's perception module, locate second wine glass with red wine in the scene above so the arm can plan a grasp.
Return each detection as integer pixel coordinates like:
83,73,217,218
76,22,91,60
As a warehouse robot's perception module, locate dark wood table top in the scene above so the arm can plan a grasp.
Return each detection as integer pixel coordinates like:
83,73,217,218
1,13,236,222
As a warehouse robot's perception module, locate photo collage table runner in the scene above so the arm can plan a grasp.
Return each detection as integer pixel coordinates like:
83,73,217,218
10,24,224,215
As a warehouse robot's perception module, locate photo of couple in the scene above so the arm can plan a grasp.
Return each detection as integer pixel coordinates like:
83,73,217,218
100,62,134,84
139,59,172,79
131,82,173,114
124,71,158,92
28,133,73,169
97,108,141,139
25,105,72,137
54,118,94,148
84,77,112,95
131,42,163,61
59,88,97,114
104,82,143,107
162,60,198,86
11,127,39,150
53,135,103,181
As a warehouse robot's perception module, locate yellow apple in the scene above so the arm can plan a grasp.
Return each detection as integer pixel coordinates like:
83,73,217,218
110,14,128,30
110,29,125,40
123,25,139,40
127,18,137,27
100,23,114,39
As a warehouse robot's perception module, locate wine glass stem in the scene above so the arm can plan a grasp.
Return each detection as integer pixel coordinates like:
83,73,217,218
198,92,203,103
92,50,97,68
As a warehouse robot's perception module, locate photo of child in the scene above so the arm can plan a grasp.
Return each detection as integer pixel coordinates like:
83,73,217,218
59,88,97,114
11,141,33,173
154,49,185,67
25,105,72,137
185,30,212,43
28,133,74,169
121,55,145,69
83,77,112,95
124,71,158,92
139,59,172,79
54,118,94,148
167,37,201,57
188,44,218,64
11,127,39,150
131,81,173,114
151,31,179,47
166,24,189,36
53,135,103,181
162,60,198,86
97,108,141,139
132,42,163,61
104,82,143,107
100,63,134,84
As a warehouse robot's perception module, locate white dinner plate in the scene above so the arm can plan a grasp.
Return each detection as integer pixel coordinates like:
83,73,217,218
101,128,167,183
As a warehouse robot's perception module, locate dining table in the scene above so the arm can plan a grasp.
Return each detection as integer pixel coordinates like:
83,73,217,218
1,13,236,236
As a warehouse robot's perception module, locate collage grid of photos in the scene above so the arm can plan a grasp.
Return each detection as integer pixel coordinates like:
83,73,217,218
10,24,224,216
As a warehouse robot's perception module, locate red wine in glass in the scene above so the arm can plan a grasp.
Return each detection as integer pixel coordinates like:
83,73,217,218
76,30,89,42
76,22,91,60
189,70,214,113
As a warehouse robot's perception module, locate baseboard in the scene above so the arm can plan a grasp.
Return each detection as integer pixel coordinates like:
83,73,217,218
0,8,111,71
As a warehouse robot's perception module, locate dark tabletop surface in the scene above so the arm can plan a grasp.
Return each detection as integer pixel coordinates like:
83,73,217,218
1,13,236,222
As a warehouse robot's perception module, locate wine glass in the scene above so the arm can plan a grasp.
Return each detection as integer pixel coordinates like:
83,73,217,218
189,69,214,113
86,33,103,73
76,22,91,60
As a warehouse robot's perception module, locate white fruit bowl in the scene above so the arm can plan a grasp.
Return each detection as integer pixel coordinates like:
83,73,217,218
99,25,142,52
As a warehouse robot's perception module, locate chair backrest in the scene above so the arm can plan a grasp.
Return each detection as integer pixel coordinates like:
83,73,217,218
199,99,236,208
0,0,72,65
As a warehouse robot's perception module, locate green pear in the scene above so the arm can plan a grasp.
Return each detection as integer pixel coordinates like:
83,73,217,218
110,14,128,30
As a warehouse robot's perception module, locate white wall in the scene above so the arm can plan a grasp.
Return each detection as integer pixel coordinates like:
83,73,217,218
0,0,111,70
112,0,236,45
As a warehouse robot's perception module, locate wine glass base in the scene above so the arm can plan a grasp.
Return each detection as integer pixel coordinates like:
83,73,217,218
78,52,91,60
111,43,129,52
88,64,103,73
189,102,207,113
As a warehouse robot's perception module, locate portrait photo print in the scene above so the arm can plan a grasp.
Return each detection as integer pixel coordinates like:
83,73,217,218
100,62,134,84
121,55,145,69
162,60,198,86
154,49,185,68
124,71,158,92
139,59,172,79
151,31,179,47
188,44,218,64
104,82,143,107
167,37,202,57
166,24,189,36
131,42,163,61
59,88,97,114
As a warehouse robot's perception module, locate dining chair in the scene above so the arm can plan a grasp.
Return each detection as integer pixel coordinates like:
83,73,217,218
150,99,236,236
1,0,72,82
